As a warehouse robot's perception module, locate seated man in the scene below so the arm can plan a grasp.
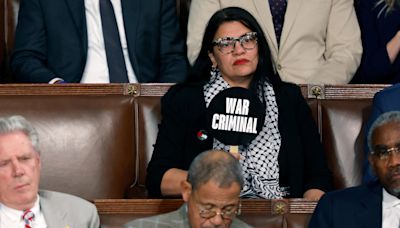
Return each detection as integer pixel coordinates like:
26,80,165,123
11,0,188,83
309,111,400,227
124,150,252,228
0,115,99,227
363,83,400,184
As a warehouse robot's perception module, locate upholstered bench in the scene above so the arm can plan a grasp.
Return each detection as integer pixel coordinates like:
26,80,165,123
0,84,137,200
0,83,389,228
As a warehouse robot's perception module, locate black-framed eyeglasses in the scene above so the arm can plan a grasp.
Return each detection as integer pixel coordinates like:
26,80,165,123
212,32,258,54
372,144,400,160
198,202,241,220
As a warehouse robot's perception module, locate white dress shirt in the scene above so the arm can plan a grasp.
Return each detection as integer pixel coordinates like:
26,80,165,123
0,195,47,228
81,0,137,83
382,188,400,228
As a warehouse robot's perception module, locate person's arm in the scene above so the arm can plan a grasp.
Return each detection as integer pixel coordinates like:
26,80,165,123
296,87,333,194
307,0,362,84
161,168,188,196
308,194,333,228
353,0,400,83
10,0,58,82
303,189,325,201
386,31,400,63
160,152,241,196
146,86,190,197
186,0,221,64
158,0,188,82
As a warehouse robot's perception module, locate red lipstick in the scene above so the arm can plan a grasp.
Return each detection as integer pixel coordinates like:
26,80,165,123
233,59,249,65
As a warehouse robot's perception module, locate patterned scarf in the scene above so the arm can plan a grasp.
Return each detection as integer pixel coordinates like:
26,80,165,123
203,69,288,199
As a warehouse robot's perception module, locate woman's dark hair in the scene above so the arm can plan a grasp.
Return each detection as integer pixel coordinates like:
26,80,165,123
188,7,281,89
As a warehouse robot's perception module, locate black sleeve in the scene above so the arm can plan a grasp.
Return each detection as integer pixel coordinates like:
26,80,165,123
11,0,57,82
295,86,333,192
158,0,189,82
145,86,190,196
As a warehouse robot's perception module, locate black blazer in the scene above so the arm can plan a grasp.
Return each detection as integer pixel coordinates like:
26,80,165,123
11,0,188,83
309,181,382,228
146,82,332,197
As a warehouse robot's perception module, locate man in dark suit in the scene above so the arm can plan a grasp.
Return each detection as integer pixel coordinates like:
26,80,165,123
363,83,400,184
309,111,400,228
10,0,188,83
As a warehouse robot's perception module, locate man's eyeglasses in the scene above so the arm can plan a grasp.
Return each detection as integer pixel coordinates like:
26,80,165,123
198,203,241,220
372,144,400,160
212,32,258,54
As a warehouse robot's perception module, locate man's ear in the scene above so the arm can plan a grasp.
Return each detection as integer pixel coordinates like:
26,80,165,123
181,180,192,202
208,51,217,68
36,152,41,170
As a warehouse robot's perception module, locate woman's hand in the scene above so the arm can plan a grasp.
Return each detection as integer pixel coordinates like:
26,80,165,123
230,151,241,160
161,168,188,196
303,188,325,201
386,31,400,63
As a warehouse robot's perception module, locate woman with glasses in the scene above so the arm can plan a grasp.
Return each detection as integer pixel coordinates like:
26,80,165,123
146,7,332,200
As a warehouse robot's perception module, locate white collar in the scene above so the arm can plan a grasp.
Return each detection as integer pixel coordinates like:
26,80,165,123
0,195,40,222
382,188,400,209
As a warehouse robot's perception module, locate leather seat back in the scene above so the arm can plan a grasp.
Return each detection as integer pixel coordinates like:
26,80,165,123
319,99,372,188
0,95,136,200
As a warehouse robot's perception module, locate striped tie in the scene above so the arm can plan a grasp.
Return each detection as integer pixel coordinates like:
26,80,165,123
22,209,35,228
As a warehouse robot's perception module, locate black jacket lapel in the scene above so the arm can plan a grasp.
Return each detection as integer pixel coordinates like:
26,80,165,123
65,0,87,54
355,182,382,228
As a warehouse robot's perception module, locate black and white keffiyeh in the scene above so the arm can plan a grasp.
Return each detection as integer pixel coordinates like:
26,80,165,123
203,69,289,199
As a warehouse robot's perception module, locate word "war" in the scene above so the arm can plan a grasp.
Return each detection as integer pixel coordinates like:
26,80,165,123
211,98,258,134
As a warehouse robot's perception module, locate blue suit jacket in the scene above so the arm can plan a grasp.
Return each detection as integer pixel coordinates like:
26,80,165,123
363,83,400,183
11,0,188,83
352,0,400,83
309,181,382,228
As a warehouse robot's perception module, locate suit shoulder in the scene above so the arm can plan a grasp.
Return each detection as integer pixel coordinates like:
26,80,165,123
124,210,180,228
40,190,97,212
372,84,400,111
231,218,253,228
162,83,204,104
273,82,305,106
322,185,371,201
274,82,302,96
375,84,400,99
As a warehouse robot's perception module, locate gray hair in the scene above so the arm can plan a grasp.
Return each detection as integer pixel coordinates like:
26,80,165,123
0,115,39,152
368,111,400,153
187,150,244,191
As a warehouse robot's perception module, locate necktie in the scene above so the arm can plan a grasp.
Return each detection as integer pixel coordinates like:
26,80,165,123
99,0,129,83
22,209,35,228
269,0,287,46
